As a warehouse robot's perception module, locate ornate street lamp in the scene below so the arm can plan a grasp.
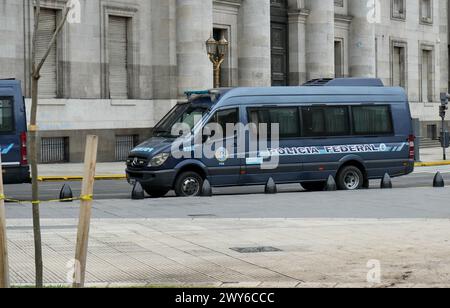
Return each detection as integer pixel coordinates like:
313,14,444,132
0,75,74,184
206,33,228,88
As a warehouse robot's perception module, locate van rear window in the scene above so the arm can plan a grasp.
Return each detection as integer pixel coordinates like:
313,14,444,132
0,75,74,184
352,106,393,135
0,97,14,133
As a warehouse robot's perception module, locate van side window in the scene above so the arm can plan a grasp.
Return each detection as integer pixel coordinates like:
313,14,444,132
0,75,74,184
177,107,206,130
352,106,393,135
302,106,350,137
0,97,14,132
207,108,239,138
248,108,301,139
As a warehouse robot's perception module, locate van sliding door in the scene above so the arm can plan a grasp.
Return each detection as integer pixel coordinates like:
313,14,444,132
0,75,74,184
243,107,303,185
300,106,351,181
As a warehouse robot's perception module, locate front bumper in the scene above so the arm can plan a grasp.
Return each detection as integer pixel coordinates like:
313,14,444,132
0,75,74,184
126,168,176,189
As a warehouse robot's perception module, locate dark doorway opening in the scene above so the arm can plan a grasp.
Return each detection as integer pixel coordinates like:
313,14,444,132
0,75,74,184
270,0,289,86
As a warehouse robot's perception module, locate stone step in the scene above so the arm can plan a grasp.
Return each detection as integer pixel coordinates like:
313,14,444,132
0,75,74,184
419,138,441,149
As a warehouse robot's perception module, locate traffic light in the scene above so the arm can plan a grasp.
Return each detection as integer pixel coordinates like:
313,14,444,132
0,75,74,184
440,93,449,119
440,105,447,119
440,93,450,159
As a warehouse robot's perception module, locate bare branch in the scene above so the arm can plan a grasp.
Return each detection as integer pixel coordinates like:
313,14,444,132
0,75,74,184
31,0,41,75
34,5,70,76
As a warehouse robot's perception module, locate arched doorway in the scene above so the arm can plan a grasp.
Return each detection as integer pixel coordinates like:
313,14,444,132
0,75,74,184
270,0,289,86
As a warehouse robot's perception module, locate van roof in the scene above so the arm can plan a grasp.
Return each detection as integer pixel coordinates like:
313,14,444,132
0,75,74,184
302,77,385,87
0,79,21,87
216,85,407,103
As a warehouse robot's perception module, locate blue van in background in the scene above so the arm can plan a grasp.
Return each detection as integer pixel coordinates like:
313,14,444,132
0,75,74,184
126,78,415,197
0,80,30,184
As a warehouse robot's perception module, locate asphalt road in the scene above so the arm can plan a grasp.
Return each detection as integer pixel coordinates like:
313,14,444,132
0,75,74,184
3,166,450,201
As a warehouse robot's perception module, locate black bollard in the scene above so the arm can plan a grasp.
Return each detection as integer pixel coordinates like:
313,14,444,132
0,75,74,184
59,184,74,202
201,179,213,197
363,178,370,190
381,173,393,189
433,172,445,188
132,182,145,200
325,175,337,191
265,177,277,194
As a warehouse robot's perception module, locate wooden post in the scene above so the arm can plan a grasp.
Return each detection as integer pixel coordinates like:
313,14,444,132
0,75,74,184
73,135,98,288
0,154,10,288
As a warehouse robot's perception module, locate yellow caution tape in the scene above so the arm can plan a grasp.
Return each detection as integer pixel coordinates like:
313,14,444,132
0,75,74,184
0,194,94,205
28,125,38,132
80,194,93,202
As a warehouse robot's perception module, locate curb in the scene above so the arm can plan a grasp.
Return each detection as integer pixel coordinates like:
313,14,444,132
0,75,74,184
37,175,126,182
415,161,450,167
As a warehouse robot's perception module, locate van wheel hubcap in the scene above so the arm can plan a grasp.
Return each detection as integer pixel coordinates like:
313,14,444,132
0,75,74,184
343,171,360,190
182,177,200,196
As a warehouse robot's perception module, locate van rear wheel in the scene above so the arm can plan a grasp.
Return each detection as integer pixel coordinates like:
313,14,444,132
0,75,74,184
174,171,204,197
337,166,364,191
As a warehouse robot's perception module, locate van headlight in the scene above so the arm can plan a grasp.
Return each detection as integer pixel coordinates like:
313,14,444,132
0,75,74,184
149,153,170,167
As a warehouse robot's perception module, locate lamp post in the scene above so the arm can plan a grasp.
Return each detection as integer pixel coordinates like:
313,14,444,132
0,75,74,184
440,93,450,160
206,34,228,88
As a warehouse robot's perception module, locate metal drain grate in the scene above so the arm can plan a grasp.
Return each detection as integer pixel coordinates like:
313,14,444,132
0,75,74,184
188,214,217,218
230,246,282,254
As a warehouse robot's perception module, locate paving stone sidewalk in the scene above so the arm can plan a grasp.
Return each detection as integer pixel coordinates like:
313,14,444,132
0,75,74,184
5,218,450,288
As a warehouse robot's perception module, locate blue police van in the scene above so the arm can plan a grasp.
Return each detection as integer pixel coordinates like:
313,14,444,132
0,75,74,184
126,78,415,197
0,80,30,184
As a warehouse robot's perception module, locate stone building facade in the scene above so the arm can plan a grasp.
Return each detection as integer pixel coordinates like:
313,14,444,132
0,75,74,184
0,0,448,162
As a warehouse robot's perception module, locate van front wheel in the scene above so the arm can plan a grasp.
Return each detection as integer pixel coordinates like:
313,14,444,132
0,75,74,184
174,171,204,197
337,166,364,191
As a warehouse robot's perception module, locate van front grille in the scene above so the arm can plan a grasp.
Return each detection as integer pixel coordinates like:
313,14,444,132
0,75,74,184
126,156,148,169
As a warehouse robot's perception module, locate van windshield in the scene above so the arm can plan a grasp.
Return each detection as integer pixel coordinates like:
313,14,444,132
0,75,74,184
0,97,14,133
153,103,209,138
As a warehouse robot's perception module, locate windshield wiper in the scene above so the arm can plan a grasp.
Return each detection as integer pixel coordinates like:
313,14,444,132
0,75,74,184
153,130,179,138
153,128,171,134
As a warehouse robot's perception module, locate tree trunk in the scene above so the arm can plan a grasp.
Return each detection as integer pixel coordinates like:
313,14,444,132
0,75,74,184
30,75,43,288
29,0,69,288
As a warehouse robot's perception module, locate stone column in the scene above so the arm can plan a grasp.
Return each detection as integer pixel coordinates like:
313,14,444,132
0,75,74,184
348,0,376,77
288,10,309,85
438,0,448,93
176,0,213,96
305,0,335,80
238,0,271,87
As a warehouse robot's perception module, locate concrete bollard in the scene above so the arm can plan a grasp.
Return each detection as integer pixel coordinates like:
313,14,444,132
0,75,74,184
131,182,145,200
381,173,393,189
324,175,337,191
433,172,445,188
59,184,73,202
201,179,213,197
265,177,277,194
